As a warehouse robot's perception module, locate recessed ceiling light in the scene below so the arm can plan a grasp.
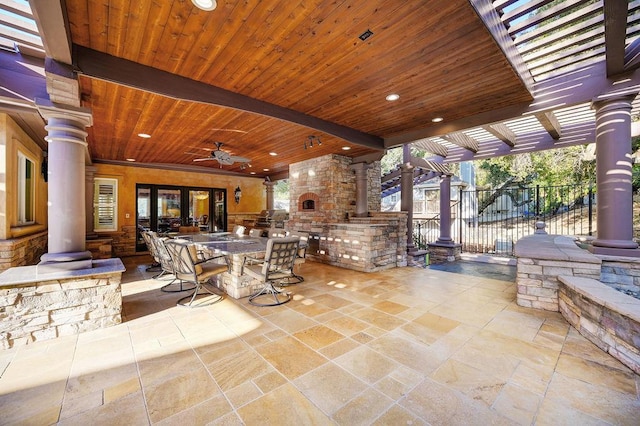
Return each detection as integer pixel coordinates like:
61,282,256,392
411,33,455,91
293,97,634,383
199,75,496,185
137,133,151,138
269,152,278,156
250,172,256,175
263,168,270,172
342,146,351,151
386,94,400,101
191,0,216,11
432,117,443,123
126,158,136,162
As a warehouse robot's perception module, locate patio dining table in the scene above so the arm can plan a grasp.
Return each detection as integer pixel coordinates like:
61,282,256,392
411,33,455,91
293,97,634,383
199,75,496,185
176,232,305,299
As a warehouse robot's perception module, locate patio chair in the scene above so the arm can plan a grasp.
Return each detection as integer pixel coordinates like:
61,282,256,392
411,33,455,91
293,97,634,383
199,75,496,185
141,231,161,272
282,230,308,284
149,232,195,293
164,239,229,307
242,236,300,306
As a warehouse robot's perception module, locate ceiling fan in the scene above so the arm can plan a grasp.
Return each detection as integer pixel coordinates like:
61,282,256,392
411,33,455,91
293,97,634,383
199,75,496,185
193,142,251,166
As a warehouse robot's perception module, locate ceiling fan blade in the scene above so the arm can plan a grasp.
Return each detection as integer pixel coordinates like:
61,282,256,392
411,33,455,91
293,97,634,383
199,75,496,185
230,155,251,163
193,158,215,162
218,158,234,165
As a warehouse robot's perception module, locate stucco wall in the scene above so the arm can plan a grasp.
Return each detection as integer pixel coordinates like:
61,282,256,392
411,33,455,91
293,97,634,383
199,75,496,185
0,113,48,241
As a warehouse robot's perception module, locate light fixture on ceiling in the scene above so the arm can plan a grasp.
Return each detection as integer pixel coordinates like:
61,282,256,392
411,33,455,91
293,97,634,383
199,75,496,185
386,93,400,101
234,186,242,204
304,135,322,149
137,133,151,138
269,152,278,156
194,191,209,200
126,158,136,162
432,117,444,123
191,0,217,11
342,146,351,151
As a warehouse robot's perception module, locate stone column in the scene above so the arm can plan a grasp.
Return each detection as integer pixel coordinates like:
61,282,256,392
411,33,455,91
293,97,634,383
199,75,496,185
350,162,370,217
264,181,276,210
437,174,454,245
400,144,414,250
85,165,97,240
37,103,94,271
591,95,639,255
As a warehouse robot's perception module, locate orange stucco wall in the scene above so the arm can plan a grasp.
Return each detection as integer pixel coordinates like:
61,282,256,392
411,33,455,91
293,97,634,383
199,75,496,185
93,163,267,231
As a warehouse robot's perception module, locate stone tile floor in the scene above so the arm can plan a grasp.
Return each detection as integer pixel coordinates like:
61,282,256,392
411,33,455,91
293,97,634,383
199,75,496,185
1,256,639,425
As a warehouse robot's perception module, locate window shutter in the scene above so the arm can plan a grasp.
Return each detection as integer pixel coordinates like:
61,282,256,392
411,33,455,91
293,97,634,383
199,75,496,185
94,178,118,231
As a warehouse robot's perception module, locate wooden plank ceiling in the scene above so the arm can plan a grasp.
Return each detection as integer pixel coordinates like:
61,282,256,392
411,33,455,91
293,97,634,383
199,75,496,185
63,0,533,178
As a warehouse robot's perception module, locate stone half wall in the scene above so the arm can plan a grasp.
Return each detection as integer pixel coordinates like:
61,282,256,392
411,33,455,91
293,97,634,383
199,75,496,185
0,231,48,272
514,234,601,311
0,259,125,349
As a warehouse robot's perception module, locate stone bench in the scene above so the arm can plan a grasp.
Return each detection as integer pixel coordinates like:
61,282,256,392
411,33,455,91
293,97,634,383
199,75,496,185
515,234,601,311
558,275,640,374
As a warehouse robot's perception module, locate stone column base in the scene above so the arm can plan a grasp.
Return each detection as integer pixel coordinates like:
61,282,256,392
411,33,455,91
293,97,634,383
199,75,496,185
427,243,461,264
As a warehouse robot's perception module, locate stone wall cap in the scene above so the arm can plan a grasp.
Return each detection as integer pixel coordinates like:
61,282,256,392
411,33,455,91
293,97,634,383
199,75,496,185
515,234,600,264
0,258,125,287
559,275,640,322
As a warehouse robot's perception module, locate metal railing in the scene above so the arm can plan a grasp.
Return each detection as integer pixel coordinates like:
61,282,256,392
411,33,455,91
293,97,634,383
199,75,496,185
413,184,595,256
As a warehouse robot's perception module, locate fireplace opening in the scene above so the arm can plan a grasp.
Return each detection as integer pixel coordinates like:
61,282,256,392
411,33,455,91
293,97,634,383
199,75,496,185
298,192,320,212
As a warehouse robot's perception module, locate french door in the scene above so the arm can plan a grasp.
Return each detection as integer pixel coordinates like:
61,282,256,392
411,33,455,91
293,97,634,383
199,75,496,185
136,184,227,251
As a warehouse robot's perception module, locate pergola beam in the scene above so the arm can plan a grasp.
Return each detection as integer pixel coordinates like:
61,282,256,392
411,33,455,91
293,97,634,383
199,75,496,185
442,132,479,153
385,60,640,147
604,0,629,77
624,36,640,72
535,111,562,139
412,139,449,157
483,123,517,147
28,0,72,64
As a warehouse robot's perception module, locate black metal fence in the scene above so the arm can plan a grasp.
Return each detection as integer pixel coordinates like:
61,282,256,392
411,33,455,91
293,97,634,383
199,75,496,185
413,184,595,257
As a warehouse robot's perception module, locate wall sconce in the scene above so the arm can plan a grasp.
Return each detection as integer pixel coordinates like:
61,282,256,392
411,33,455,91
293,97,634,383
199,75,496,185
304,135,322,150
234,186,242,204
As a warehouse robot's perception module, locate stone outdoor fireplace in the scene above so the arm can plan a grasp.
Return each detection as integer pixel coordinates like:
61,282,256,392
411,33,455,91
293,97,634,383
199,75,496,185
286,154,408,272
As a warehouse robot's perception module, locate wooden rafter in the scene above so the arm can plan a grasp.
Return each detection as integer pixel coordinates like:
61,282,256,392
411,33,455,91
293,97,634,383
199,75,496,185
508,0,591,37
412,139,448,157
442,132,479,153
535,111,562,139
409,155,451,174
624,36,640,72
604,0,629,77
483,123,516,147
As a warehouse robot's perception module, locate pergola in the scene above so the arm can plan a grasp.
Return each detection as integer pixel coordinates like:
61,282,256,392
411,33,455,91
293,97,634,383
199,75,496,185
1,0,640,266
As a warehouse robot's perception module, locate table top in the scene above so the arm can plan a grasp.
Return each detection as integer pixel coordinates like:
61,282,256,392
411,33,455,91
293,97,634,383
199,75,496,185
177,233,268,255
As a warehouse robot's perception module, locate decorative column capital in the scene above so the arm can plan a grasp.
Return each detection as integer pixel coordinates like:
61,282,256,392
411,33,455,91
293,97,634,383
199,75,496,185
36,99,93,127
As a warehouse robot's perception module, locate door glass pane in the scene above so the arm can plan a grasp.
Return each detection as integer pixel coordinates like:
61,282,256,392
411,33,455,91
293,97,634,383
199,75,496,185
158,188,182,233
189,190,211,231
213,189,225,232
136,186,151,251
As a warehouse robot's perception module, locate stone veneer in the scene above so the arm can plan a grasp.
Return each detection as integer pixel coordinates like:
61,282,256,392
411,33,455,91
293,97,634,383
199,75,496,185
305,212,408,272
0,231,48,272
0,259,125,349
599,256,640,296
558,275,640,374
514,234,601,311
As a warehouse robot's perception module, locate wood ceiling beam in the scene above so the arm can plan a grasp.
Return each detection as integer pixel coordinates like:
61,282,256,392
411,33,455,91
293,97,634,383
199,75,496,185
29,0,72,64
442,133,479,153
483,123,516,147
535,111,562,140
604,0,629,77
385,60,640,147
73,45,384,150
